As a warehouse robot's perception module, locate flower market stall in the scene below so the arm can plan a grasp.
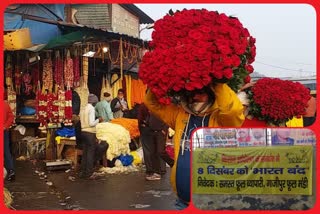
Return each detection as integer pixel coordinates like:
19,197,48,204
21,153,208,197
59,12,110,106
4,27,149,169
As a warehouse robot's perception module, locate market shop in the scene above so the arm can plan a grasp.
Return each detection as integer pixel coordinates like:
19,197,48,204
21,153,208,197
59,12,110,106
4,4,156,171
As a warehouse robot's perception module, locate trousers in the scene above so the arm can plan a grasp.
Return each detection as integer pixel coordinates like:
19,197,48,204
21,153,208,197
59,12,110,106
80,132,108,175
4,130,14,171
140,127,171,174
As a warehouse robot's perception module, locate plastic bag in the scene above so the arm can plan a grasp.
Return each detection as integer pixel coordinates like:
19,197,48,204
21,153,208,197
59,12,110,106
166,145,174,159
20,107,36,115
56,127,76,137
118,154,133,166
136,147,144,164
130,151,142,165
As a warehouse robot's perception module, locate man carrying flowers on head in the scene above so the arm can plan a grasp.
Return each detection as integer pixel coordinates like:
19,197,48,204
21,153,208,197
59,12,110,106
139,8,256,209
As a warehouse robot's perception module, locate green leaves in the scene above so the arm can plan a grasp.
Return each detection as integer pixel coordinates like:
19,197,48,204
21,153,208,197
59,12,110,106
167,8,182,16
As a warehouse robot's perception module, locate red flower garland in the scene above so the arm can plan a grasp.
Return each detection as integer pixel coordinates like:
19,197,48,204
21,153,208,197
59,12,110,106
54,56,64,88
249,78,311,125
36,90,48,128
73,57,80,87
64,89,73,126
139,9,256,104
47,93,59,123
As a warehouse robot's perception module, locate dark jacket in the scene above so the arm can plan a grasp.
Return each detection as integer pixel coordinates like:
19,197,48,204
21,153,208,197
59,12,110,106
72,90,81,115
138,103,168,131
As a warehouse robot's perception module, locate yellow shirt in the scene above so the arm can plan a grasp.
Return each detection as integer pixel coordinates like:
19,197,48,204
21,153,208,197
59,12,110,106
286,116,304,127
144,83,244,193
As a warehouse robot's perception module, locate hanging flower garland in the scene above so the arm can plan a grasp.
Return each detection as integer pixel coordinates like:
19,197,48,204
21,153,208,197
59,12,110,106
22,72,33,96
58,90,66,123
246,78,310,126
47,92,59,123
82,51,89,87
73,56,80,88
64,89,73,126
54,51,64,89
42,57,53,93
36,82,48,129
108,41,121,64
64,50,74,88
14,61,22,95
139,9,256,104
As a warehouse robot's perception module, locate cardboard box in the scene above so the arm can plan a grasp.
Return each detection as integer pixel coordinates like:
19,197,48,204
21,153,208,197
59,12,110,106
4,28,32,50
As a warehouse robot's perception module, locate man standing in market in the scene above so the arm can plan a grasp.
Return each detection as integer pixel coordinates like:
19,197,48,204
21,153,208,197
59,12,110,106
138,8,255,210
110,89,129,118
4,86,15,181
79,94,108,179
95,92,114,122
71,89,82,149
138,103,174,181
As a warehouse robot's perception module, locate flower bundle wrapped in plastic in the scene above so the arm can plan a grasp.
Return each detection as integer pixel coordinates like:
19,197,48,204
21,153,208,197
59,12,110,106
246,78,311,126
139,9,256,104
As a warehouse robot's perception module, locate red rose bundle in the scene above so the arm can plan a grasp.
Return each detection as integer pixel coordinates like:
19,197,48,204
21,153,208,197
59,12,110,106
139,9,256,104
247,78,311,126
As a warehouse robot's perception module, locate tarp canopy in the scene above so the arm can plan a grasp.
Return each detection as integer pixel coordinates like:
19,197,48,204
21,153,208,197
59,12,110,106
4,4,65,44
44,27,148,49
44,31,91,49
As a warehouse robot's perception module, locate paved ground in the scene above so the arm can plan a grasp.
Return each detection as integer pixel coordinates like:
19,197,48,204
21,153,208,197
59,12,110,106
4,160,176,210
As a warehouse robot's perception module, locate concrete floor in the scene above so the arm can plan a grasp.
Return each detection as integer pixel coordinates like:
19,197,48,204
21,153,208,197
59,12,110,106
4,160,176,210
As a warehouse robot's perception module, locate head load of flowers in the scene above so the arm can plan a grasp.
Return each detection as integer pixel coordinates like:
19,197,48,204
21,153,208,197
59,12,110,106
244,78,311,126
139,8,256,104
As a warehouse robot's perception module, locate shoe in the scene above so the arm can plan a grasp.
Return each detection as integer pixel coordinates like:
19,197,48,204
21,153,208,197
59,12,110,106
160,171,166,175
87,172,99,180
146,173,161,181
78,171,88,179
153,173,161,178
7,170,15,182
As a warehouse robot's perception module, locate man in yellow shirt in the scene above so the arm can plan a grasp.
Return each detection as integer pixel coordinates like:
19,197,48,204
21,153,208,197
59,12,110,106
145,83,244,209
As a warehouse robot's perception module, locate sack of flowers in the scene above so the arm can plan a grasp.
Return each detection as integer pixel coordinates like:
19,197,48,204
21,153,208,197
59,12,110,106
139,8,256,104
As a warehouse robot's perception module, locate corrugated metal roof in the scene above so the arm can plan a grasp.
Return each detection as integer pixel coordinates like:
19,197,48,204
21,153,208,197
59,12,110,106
59,24,149,47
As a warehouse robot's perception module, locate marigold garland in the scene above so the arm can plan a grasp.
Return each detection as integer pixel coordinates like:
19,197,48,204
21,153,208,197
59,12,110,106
110,118,140,139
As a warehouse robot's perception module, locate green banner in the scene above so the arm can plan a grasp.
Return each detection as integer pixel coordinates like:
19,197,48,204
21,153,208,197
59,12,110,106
192,146,313,195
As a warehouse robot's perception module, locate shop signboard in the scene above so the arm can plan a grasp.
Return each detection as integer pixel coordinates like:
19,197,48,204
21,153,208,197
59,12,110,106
270,128,316,146
192,128,267,149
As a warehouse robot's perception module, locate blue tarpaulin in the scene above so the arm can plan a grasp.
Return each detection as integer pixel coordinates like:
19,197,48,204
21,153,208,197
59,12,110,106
4,4,65,44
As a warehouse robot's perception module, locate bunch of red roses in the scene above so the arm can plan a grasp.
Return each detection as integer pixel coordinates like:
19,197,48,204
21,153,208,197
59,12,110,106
247,78,311,126
139,9,256,104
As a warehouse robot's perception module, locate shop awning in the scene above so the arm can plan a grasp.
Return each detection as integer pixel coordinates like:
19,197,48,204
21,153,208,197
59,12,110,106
43,27,148,50
44,31,91,49
57,24,148,47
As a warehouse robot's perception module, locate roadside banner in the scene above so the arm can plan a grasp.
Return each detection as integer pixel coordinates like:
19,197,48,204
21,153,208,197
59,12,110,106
193,146,313,195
